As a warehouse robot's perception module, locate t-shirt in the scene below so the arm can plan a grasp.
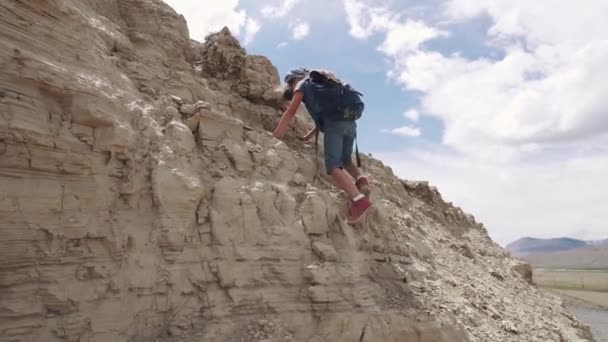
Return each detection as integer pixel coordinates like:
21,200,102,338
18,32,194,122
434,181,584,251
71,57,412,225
294,78,324,129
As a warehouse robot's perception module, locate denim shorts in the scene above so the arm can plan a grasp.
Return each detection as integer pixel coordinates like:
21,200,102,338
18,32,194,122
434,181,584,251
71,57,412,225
322,120,357,173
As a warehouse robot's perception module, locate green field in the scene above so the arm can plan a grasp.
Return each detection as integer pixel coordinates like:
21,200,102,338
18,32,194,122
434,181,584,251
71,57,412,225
534,268,608,310
534,268,608,292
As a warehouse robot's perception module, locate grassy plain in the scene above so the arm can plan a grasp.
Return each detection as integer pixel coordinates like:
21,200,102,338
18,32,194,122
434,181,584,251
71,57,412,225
534,268,608,292
534,268,608,309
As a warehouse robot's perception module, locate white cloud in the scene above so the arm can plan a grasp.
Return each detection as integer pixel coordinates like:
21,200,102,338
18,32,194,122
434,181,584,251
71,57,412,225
277,41,289,48
162,0,261,44
345,0,608,243
344,0,446,44
290,20,310,40
378,148,608,246
382,125,421,137
261,0,300,18
419,43,608,158
404,109,420,122
345,0,608,158
242,18,261,46
343,0,395,39
445,0,608,47
378,20,448,56
392,2,608,158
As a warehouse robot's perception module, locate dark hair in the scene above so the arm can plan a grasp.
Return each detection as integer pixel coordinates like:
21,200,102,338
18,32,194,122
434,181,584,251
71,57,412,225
282,88,294,101
287,76,303,89
284,68,309,84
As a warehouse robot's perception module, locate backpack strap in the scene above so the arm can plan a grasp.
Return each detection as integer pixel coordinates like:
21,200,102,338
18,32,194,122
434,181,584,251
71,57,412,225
313,129,320,181
355,137,361,168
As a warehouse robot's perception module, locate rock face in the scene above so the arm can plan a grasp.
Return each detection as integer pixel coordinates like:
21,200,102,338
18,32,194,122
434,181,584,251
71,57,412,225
0,1,594,342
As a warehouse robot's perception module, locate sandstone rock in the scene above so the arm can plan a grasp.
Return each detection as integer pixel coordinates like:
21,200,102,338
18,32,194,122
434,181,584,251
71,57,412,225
510,259,534,284
199,27,246,80
94,123,135,154
484,304,502,320
490,269,506,281
238,55,281,103
308,285,341,303
195,100,211,110
166,105,180,120
184,112,201,131
179,103,197,115
198,28,281,106
501,319,520,334
165,120,195,155
311,241,338,261
220,139,253,172
170,95,184,105
198,109,244,145
152,161,204,230
300,192,329,235
303,263,335,285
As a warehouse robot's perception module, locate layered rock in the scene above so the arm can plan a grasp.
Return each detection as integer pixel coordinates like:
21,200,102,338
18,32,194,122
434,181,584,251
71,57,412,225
0,1,594,342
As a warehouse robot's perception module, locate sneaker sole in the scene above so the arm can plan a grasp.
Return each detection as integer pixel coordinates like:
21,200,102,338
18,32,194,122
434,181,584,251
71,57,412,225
347,203,374,225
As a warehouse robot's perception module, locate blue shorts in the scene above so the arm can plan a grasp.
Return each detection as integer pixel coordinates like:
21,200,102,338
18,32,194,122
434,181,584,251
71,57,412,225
322,121,357,174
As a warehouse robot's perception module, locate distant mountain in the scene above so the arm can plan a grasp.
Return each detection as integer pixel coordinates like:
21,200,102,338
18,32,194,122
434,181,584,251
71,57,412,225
506,237,608,269
523,245,608,269
587,239,608,247
506,237,589,257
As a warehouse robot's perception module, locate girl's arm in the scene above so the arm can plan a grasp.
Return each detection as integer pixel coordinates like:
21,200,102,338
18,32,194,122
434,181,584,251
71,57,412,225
273,91,303,138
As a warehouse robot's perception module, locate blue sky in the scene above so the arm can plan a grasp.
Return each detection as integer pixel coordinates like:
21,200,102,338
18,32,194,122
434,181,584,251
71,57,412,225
163,0,608,245
238,0,428,151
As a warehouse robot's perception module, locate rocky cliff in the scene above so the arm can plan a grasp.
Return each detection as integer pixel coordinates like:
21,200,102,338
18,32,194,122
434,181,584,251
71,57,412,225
0,1,595,342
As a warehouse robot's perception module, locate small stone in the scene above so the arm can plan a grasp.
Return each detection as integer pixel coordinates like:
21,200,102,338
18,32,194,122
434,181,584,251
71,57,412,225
484,304,502,320
372,252,388,262
195,100,211,110
311,241,338,261
179,103,196,115
445,278,458,287
166,106,180,119
490,270,505,281
247,143,262,153
307,285,339,303
139,85,156,96
460,244,475,259
288,173,307,187
501,320,520,334
170,95,183,105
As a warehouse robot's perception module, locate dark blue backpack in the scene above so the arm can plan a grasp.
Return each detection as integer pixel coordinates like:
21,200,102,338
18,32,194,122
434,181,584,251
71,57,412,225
307,70,364,122
305,70,365,168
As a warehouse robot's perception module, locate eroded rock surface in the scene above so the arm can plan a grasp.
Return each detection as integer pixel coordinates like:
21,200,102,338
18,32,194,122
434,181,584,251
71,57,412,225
0,1,594,342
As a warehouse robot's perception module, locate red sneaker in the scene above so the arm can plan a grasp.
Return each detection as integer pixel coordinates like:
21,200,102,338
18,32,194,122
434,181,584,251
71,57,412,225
355,176,371,196
347,197,373,224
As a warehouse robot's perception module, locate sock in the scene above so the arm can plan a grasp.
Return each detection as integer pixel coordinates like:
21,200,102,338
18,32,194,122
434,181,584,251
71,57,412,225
353,194,365,202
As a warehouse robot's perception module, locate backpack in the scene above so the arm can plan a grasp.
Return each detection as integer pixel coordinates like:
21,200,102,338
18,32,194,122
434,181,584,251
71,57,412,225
306,70,365,169
306,70,365,123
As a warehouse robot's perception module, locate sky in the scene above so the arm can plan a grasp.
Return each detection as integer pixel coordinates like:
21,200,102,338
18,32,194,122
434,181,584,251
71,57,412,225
162,0,608,246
